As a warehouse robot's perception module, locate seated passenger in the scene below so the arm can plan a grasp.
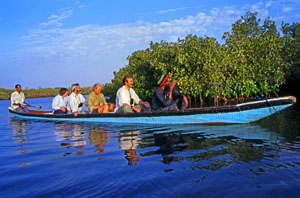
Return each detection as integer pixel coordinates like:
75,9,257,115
52,88,68,114
67,83,86,117
152,74,188,112
165,87,188,110
10,84,30,113
87,83,114,114
115,75,150,113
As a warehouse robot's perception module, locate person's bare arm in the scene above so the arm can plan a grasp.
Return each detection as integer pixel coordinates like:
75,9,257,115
139,100,150,108
168,80,176,98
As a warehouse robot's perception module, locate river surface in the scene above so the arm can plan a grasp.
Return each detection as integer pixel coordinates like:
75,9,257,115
0,97,299,198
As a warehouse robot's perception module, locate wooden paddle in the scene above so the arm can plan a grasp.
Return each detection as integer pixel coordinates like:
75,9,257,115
28,105,42,109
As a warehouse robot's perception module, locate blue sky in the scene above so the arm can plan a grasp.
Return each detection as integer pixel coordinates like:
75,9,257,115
0,0,299,89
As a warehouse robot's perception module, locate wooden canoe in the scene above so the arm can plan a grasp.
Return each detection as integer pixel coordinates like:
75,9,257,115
8,96,296,124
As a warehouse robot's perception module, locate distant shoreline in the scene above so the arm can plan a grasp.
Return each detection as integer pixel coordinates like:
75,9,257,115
0,87,91,101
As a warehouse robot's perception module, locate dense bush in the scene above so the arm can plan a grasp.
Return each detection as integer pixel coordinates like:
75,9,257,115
103,12,299,106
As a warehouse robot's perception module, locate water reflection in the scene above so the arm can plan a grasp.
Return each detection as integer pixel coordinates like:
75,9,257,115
88,126,110,154
8,117,288,168
53,122,87,156
256,107,300,142
9,118,29,154
119,130,141,165
139,124,285,170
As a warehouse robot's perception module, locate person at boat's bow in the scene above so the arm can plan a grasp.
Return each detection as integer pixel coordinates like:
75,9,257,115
152,74,188,112
87,83,114,114
67,83,86,117
115,75,150,113
10,84,30,113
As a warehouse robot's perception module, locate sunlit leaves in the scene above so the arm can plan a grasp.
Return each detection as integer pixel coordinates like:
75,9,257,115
103,12,294,106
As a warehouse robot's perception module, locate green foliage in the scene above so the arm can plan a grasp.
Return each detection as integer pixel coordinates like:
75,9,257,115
105,11,291,106
281,22,300,81
0,88,12,100
223,12,284,97
104,12,293,106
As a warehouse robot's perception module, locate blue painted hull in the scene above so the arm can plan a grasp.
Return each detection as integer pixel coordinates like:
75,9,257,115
9,96,296,124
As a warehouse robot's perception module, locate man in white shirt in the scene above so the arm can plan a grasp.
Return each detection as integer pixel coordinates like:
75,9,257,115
115,75,150,113
67,83,86,117
10,84,30,113
52,88,69,114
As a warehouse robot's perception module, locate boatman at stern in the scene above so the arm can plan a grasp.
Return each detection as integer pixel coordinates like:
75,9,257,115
152,74,188,112
10,84,30,113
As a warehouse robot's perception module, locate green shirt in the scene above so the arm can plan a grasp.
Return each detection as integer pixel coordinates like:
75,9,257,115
87,92,107,113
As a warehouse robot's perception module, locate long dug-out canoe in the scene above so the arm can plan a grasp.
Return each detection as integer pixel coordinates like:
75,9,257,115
8,96,296,124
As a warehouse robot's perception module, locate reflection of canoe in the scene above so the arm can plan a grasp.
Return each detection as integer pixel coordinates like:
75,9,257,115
8,96,296,124
154,124,285,144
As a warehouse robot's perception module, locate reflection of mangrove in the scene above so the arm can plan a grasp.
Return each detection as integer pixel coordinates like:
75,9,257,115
228,141,265,162
53,122,87,156
119,131,141,165
256,108,300,142
9,118,29,154
88,126,110,154
139,125,283,169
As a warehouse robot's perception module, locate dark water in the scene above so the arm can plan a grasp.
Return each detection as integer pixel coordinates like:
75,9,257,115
0,97,299,198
